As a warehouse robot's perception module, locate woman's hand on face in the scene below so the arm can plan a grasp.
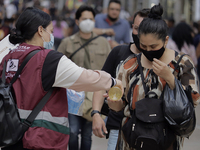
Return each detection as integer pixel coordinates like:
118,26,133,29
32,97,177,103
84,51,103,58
152,58,175,89
152,58,173,81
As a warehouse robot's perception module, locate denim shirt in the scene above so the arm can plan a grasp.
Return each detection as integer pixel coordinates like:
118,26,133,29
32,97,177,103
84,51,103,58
95,14,131,44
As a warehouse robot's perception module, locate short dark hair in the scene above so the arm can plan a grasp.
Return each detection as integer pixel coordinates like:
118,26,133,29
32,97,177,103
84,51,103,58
9,7,51,44
75,5,96,20
138,4,168,42
108,0,121,7
133,8,150,23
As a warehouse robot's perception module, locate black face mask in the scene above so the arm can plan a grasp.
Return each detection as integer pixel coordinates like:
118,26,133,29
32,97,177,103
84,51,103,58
0,19,2,24
139,45,165,61
132,33,140,50
107,15,118,22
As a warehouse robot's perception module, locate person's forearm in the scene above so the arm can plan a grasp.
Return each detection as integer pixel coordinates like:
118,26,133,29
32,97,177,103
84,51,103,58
53,56,112,91
92,90,106,111
93,28,104,35
165,74,175,90
69,69,112,92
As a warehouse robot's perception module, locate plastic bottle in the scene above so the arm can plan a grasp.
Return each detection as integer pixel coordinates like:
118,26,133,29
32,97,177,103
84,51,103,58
108,86,122,101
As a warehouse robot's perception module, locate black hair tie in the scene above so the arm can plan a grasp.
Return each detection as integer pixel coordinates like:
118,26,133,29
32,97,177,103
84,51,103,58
148,13,162,20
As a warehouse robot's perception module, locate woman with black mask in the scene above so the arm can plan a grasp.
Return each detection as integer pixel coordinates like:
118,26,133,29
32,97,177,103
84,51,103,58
107,3,200,150
92,8,150,150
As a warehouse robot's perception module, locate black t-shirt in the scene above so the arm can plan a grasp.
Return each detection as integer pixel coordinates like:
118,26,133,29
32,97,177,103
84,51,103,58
102,43,134,78
101,43,135,132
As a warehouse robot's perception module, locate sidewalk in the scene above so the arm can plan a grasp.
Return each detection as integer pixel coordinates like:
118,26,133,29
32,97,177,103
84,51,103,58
91,135,108,150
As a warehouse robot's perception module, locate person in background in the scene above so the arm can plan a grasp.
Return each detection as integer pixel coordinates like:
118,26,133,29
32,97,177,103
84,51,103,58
57,5,111,150
1,7,122,150
49,1,57,20
52,15,68,50
192,22,199,35
0,7,10,41
193,22,200,79
167,22,197,67
63,9,79,36
166,17,175,39
92,8,150,150
94,0,130,49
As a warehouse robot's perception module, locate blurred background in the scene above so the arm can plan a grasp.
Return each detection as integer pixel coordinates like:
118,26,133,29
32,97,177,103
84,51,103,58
1,0,200,41
0,0,200,150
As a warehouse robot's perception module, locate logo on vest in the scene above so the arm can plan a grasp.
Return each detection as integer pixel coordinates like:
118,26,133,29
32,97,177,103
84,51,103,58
6,59,19,72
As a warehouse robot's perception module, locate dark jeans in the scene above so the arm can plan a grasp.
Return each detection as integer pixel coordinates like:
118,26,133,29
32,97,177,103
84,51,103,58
68,113,92,150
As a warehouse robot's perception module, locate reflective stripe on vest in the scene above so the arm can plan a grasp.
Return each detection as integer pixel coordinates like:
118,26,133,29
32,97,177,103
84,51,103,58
19,109,70,135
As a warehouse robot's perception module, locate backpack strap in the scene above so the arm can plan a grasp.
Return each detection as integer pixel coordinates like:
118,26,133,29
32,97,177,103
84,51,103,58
22,88,54,128
3,49,54,129
136,54,148,95
1,60,7,85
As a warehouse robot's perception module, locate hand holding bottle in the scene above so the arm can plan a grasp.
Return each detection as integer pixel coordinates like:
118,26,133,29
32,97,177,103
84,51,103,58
103,79,124,111
109,79,123,100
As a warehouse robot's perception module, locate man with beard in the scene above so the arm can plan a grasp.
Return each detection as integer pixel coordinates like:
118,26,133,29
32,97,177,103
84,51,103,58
94,0,130,48
92,8,150,150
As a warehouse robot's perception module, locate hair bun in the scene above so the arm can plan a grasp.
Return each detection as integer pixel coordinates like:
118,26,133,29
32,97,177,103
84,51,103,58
11,28,22,36
148,13,162,19
9,28,24,44
148,3,163,20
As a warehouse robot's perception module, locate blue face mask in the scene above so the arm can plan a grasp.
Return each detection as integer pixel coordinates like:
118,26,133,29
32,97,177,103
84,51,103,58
42,29,54,49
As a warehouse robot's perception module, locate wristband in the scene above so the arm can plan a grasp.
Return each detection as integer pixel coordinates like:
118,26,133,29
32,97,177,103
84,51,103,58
111,77,116,88
91,110,100,117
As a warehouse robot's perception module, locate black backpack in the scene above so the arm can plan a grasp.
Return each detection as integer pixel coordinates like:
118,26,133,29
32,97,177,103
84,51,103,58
0,50,53,148
121,54,176,150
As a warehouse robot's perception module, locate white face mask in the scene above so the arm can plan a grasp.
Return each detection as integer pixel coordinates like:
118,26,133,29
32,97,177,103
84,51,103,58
79,19,95,33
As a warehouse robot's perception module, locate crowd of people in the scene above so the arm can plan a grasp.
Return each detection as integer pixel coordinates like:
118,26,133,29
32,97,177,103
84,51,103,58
0,0,200,150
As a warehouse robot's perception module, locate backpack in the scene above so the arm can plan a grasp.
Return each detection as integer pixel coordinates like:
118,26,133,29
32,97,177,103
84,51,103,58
121,54,176,150
0,50,53,148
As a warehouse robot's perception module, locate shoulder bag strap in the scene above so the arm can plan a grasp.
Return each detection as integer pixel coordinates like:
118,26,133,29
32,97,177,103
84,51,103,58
69,35,101,59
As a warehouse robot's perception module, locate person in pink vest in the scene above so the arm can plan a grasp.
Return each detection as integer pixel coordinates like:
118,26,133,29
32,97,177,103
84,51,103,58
0,7,123,150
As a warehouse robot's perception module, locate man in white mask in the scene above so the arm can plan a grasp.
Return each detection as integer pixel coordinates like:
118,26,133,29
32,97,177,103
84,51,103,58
57,5,111,150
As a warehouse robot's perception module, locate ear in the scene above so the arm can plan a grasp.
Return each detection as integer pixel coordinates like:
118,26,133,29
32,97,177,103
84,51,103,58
165,36,169,47
38,26,44,37
75,19,79,26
